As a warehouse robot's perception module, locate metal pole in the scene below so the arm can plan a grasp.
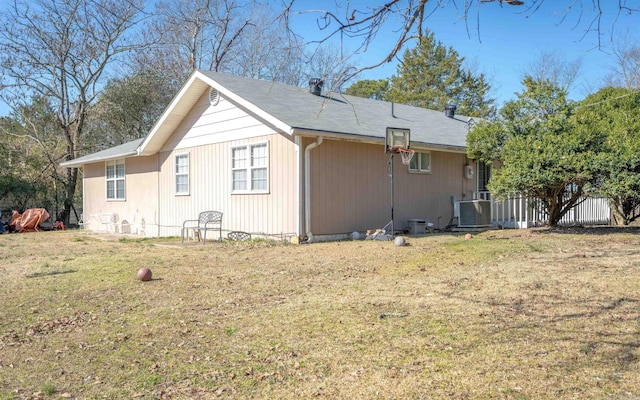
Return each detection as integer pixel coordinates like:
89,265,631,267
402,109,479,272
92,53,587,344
389,153,394,237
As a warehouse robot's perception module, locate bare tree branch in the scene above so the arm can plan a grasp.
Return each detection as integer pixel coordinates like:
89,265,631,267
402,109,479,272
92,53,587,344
0,0,146,225
280,0,639,86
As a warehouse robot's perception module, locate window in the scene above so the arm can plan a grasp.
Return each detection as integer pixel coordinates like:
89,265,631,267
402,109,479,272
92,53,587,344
408,151,431,173
232,142,269,193
175,153,189,195
106,159,125,200
478,161,491,191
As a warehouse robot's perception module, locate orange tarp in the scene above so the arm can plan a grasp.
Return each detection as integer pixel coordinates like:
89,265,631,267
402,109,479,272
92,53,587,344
9,208,50,232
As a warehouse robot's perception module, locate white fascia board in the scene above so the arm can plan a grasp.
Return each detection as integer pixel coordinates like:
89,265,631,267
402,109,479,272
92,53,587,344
137,72,207,156
60,151,138,168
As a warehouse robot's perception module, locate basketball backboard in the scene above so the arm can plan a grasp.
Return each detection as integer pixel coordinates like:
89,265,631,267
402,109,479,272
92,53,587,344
385,128,410,153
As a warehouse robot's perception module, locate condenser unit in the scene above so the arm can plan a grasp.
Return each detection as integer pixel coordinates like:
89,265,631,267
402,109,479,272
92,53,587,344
457,200,491,227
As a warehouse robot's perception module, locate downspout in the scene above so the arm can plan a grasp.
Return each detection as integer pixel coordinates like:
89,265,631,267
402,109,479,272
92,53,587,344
304,136,323,241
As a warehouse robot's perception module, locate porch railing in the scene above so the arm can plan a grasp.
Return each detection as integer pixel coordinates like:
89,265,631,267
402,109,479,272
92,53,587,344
476,191,611,228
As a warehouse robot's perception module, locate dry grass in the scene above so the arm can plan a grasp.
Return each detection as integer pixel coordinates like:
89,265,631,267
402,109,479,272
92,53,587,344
0,228,639,399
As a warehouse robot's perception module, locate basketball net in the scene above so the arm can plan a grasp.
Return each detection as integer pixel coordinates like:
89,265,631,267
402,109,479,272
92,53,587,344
397,148,415,165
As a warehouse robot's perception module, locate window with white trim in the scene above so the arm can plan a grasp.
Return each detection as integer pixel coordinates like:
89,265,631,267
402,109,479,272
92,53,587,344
408,151,431,173
175,153,189,195
106,159,125,200
232,142,269,193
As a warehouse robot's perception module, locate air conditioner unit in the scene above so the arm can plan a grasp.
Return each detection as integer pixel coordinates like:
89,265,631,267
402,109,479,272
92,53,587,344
457,200,491,227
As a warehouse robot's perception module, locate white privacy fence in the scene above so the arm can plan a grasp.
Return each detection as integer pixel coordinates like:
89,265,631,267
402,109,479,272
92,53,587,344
477,192,611,228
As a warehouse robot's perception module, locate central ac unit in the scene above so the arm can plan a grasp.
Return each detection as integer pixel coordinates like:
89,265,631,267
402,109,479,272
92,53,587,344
457,200,491,227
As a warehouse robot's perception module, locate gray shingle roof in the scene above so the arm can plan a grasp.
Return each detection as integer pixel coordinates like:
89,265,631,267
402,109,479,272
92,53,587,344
201,71,473,151
62,71,474,168
60,138,143,167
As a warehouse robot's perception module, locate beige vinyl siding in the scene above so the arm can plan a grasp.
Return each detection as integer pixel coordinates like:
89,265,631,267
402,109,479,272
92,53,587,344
161,89,278,152
395,150,473,229
157,133,297,237
81,155,159,236
306,138,473,235
156,87,297,238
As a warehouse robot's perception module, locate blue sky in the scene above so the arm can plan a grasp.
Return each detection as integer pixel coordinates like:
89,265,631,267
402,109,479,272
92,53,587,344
0,1,637,116
289,1,640,105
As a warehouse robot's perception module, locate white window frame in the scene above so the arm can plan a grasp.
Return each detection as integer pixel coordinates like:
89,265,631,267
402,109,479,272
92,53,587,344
105,159,126,201
408,151,431,173
231,142,269,194
175,153,190,195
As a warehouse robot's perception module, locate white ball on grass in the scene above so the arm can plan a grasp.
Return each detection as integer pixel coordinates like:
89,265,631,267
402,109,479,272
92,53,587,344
393,236,407,246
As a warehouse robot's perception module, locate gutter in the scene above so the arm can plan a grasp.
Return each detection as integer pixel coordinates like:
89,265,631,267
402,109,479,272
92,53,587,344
60,151,138,168
291,129,467,154
304,136,323,241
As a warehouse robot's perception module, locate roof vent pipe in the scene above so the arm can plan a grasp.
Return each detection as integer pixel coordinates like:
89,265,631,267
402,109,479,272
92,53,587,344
309,78,324,96
445,104,457,118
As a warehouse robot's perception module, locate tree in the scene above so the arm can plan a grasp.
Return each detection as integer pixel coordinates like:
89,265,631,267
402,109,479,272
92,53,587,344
281,1,637,85
521,50,582,92
135,0,255,85
0,0,146,225
226,2,306,86
300,44,358,92
385,31,496,118
467,77,602,226
0,117,39,210
137,1,353,93
86,70,175,152
574,87,640,225
345,79,390,100
457,68,496,118
606,33,640,89
0,99,65,215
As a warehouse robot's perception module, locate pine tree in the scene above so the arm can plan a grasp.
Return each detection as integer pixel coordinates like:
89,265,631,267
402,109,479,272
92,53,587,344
387,30,496,118
344,79,390,100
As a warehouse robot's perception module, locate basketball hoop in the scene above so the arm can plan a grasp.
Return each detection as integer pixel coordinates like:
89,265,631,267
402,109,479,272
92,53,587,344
396,148,415,165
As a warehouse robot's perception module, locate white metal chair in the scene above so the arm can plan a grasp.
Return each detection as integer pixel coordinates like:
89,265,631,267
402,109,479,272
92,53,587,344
181,211,223,244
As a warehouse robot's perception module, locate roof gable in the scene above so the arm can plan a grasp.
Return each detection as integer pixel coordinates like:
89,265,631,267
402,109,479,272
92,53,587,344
63,70,475,167
138,71,293,156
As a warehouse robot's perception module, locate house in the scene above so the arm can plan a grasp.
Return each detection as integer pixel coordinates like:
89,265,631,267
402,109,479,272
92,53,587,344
61,70,481,241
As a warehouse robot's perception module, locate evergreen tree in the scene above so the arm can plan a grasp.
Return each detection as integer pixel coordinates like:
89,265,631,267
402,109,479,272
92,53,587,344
574,87,640,225
467,77,602,226
386,30,496,118
344,79,390,100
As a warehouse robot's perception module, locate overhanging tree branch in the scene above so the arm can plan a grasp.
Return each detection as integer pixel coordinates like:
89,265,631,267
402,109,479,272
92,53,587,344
280,0,639,85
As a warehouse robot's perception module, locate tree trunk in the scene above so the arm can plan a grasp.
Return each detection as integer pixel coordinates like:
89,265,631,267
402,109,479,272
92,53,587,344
548,202,561,227
62,166,78,226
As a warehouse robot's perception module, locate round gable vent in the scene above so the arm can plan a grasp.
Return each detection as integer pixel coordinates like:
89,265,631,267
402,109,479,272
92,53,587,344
209,87,220,106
